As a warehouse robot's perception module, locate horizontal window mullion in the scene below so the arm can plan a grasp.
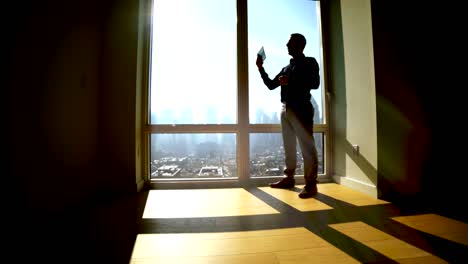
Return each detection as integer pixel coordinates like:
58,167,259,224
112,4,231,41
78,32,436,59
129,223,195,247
145,124,328,134
314,124,328,132
248,124,281,133
144,124,239,134
248,124,328,133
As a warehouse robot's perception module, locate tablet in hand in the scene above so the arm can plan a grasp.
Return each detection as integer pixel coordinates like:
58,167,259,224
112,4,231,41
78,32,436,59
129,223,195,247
257,46,266,61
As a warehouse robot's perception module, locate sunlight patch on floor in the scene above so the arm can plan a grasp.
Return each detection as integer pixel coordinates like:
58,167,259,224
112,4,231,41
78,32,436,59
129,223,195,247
258,186,333,211
143,188,279,218
318,183,390,206
329,221,448,263
392,214,468,246
130,227,359,264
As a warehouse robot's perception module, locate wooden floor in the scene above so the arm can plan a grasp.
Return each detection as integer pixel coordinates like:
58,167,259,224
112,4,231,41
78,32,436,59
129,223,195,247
11,183,466,263
130,183,468,264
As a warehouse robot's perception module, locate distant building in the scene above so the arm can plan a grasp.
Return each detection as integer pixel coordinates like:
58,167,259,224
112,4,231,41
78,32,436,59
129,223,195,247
198,166,223,177
152,165,181,177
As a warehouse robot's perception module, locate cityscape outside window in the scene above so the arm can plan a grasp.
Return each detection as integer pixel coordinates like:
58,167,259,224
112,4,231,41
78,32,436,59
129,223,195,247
150,134,237,179
150,133,323,179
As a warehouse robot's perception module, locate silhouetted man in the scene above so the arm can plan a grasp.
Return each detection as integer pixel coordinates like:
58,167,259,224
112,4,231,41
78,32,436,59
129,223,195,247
256,33,320,198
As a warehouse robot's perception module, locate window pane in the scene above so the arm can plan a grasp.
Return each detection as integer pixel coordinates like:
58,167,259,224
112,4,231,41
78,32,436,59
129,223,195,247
248,0,324,124
150,134,237,179
250,133,324,177
150,0,237,124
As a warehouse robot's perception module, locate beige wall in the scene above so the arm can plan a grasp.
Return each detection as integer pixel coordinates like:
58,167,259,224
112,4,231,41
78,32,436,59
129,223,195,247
341,0,377,192
325,0,378,196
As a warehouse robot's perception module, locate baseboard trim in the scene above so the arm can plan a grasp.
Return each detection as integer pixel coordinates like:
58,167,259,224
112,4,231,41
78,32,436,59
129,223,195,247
332,175,378,198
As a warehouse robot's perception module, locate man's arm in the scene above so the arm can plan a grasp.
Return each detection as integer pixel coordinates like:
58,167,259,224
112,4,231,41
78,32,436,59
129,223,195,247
256,55,280,90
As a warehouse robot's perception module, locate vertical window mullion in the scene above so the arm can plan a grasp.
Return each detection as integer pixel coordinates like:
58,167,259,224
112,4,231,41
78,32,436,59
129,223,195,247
237,0,250,182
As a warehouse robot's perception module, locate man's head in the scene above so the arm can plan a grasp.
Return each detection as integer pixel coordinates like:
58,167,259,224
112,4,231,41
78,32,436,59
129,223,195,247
287,33,306,58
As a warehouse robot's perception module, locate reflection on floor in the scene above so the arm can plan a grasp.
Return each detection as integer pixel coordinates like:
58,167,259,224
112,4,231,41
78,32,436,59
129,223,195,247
132,183,468,263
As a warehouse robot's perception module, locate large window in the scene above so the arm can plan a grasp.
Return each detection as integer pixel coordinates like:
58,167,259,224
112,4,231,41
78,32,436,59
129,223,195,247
146,0,327,184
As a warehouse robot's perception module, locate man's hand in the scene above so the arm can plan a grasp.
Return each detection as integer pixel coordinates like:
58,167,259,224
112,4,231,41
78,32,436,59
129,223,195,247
279,75,289,85
256,55,263,69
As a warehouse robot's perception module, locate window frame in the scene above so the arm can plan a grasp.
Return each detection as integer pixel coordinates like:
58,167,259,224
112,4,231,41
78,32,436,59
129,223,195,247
140,0,331,189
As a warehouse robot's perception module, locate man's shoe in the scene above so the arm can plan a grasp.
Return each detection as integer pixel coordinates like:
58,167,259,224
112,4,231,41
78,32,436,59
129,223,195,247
269,177,295,189
298,185,317,198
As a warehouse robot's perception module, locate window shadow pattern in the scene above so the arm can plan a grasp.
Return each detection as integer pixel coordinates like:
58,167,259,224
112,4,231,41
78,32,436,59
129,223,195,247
138,187,468,263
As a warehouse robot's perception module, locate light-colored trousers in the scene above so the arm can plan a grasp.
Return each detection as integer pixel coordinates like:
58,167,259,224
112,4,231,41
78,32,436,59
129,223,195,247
280,103,318,185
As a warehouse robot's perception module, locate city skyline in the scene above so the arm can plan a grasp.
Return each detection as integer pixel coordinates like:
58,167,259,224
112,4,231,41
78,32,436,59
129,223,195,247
150,129,324,179
150,95,322,125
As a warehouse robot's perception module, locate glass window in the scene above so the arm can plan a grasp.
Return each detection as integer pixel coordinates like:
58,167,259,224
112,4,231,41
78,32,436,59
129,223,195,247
248,0,324,125
150,133,237,179
150,0,237,125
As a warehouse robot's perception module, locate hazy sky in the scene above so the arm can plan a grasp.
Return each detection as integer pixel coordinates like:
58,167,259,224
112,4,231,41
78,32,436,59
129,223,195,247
151,0,323,124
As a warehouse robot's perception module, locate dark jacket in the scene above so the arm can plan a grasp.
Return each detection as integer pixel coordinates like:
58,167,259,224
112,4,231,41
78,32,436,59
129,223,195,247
259,54,320,106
